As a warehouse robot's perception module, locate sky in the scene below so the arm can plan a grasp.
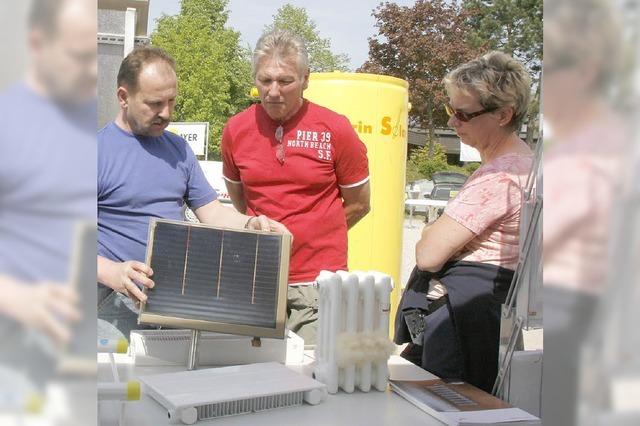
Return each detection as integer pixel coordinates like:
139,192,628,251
148,0,417,71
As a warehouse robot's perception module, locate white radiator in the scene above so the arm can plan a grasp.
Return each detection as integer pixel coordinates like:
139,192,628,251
140,362,327,424
314,270,395,394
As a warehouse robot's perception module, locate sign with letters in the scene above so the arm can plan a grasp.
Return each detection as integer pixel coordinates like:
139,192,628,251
460,140,481,162
167,122,209,158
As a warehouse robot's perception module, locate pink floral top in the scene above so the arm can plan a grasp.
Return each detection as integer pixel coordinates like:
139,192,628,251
444,153,533,271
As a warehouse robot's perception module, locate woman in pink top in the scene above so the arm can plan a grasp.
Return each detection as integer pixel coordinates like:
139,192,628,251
397,51,533,393
416,52,533,272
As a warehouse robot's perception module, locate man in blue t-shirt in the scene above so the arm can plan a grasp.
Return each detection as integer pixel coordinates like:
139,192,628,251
0,0,96,390
98,47,288,339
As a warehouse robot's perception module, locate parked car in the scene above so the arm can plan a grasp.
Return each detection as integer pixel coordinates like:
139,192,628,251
426,172,467,201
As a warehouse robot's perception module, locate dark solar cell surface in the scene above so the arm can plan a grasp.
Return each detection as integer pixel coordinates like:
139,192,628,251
145,221,283,328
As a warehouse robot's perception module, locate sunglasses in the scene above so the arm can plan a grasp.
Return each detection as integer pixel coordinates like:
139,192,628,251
444,103,497,122
275,125,285,164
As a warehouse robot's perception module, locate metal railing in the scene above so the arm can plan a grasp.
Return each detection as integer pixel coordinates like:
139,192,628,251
492,137,543,397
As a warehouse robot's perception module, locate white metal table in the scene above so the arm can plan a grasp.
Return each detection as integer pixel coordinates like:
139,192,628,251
98,353,446,426
404,198,448,227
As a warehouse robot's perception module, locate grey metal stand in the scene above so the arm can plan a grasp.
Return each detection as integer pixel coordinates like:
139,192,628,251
493,138,543,399
187,329,200,371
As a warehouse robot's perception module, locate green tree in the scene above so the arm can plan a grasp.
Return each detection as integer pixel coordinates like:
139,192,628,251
405,160,423,184
359,0,484,154
407,143,479,183
151,0,253,159
462,0,543,145
463,162,481,175
408,143,450,181
265,4,350,72
463,0,542,67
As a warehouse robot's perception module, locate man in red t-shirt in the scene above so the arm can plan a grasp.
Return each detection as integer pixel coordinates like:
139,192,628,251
222,29,370,345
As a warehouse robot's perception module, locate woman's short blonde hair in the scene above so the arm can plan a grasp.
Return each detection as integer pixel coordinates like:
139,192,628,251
443,51,532,131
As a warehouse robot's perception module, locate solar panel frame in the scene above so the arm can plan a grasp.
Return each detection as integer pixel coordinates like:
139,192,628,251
138,218,290,339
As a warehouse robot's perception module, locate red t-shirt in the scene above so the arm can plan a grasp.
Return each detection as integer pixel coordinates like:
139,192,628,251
222,100,369,283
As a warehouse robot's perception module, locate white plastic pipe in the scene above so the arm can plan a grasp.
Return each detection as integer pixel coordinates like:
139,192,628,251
337,271,358,393
356,272,375,392
98,381,141,401
373,272,393,391
316,271,341,393
97,338,129,354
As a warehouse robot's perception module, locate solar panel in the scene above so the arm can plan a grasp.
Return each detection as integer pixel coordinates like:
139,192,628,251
138,219,291,339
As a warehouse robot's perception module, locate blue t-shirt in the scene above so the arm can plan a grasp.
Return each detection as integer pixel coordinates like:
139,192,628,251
98,122,217,263
0,83,96,283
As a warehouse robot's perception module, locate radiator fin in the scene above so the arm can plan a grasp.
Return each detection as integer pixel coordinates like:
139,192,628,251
196,391,304,419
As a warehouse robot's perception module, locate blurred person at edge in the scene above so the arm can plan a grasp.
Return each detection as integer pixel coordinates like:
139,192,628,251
395,51,533,393
97,46,289,341
221,30,370,346
0,0,96,375
543,1,628,424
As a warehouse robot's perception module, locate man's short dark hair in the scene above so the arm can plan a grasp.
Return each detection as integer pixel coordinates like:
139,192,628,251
117,46,176,93
29,0,65,36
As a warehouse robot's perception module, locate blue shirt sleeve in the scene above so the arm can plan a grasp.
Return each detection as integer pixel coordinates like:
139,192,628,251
183,144,218,209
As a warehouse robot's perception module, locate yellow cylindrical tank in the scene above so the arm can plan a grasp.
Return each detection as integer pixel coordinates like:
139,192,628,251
305,72,409,336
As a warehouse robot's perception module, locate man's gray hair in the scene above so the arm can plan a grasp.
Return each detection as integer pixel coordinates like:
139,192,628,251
252,29,309,78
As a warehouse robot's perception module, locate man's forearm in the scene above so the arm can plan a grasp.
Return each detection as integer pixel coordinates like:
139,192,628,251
225,181,247,214
194,199,290,235
343,201,370,229
0,274,19,313
212,203,251,228
340,182,371,229
97,255,117,289
230,197,247,214
195,200,251,229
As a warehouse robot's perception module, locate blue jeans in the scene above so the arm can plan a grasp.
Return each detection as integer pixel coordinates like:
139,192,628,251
400,299,464,380
97,284,156,341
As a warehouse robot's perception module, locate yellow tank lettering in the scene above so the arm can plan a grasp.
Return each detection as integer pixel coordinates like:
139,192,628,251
380,116,391,135
352,121,373,134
